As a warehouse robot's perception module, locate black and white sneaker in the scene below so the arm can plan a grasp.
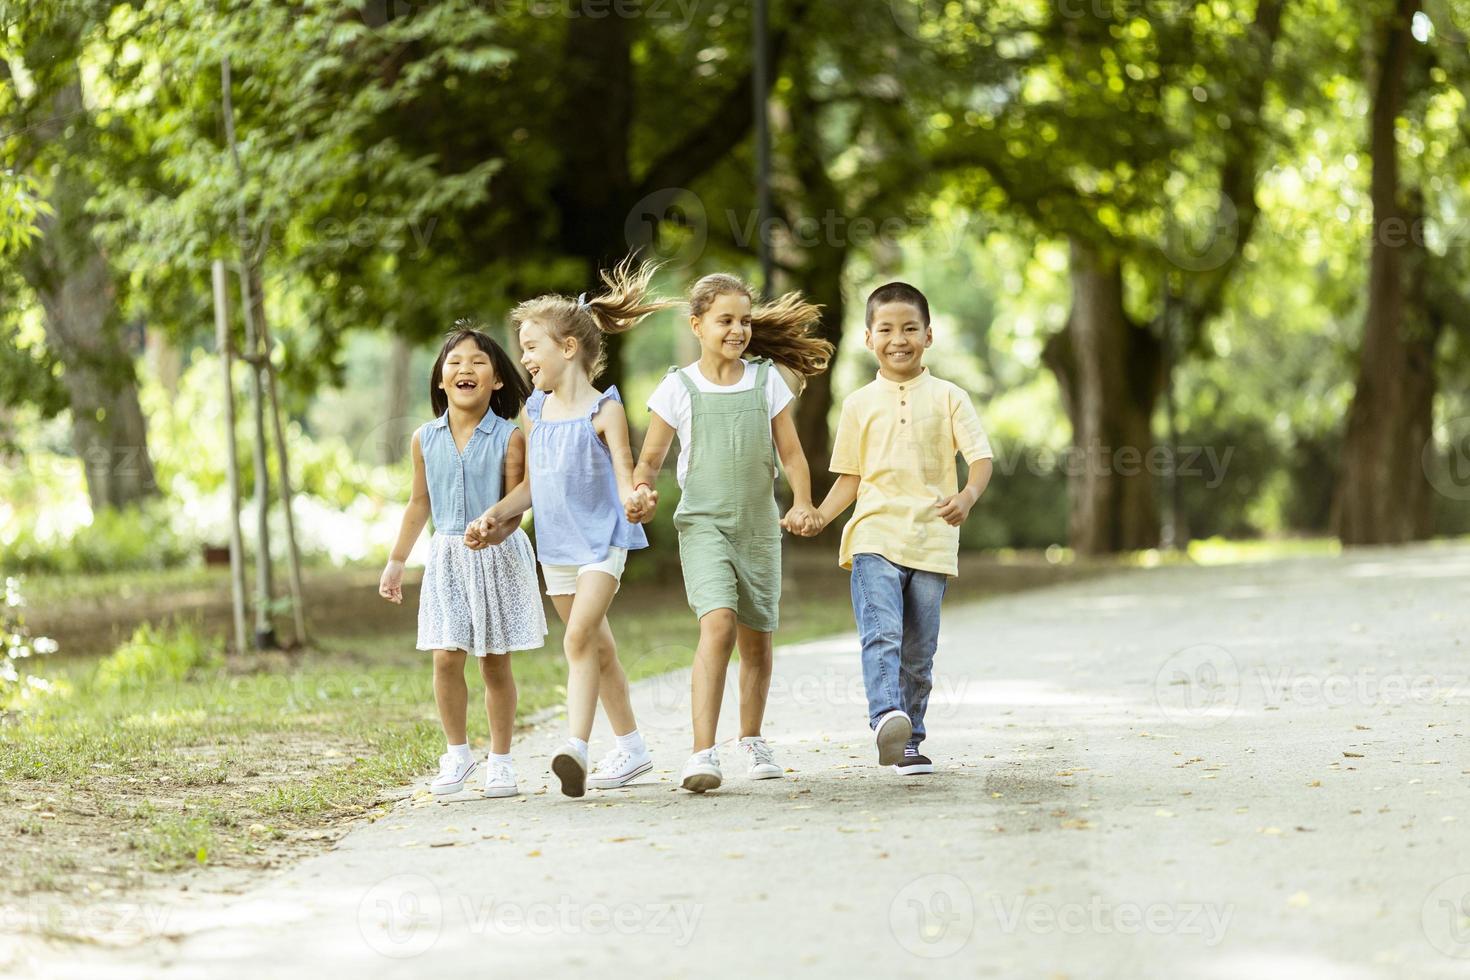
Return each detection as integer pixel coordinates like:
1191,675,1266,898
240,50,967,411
892,747,935,775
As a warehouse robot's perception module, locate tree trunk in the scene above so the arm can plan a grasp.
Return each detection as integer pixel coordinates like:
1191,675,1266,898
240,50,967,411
1337,0,1440,545
1045,237,1163,554
383,333,413,464
21,79,158,512
792,244,847,501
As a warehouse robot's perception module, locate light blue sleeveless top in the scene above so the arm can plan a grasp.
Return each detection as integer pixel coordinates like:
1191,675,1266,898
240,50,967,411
526,387,648,565
418,408,515,536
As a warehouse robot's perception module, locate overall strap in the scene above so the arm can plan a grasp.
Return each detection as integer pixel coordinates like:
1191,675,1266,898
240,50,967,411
674,367,701,397
525,389,545,422
752,357,772,388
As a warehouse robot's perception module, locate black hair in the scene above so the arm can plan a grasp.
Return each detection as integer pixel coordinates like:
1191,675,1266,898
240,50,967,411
865,281,931,329
428,320,532,421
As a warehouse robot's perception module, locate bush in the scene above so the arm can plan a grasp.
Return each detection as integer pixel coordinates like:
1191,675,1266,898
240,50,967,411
1,501,197,576
93,621,221,694
1,577,59,710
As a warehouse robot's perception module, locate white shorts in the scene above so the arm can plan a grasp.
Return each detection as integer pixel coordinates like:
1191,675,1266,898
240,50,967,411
541,547,628,596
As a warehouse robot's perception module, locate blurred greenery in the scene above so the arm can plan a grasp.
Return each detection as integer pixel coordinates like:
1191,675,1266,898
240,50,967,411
2,0,1469,580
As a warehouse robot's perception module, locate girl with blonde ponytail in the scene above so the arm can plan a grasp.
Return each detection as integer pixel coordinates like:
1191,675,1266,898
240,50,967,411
627,272,834,793
468,256,677,798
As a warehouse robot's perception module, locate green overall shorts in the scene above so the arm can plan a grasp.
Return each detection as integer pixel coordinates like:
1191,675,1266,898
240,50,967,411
672,358,783,632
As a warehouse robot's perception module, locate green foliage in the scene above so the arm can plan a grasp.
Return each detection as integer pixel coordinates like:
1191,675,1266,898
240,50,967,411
92,620,220,694
0,501,194,575
1,576,59,710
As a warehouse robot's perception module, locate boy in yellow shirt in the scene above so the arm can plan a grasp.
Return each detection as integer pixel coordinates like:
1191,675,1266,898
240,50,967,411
802,282,993,774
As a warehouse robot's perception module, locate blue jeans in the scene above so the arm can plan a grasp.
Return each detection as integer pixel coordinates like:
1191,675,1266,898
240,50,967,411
850,553,949,748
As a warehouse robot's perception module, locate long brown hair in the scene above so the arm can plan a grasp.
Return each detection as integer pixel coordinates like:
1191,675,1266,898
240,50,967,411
511,256,676,381
687,274,833,379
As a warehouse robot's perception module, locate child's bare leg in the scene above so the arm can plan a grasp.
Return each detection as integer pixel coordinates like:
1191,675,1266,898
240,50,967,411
552,573,619,742
477,654,517,755
735,625,774,739
432,649,469,745
592,617,637,736
691,608,737,752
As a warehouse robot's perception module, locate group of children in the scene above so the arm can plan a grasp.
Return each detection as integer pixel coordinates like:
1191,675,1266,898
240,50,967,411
378,259,994,799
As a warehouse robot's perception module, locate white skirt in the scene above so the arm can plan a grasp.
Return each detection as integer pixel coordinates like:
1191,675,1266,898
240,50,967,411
417,529,548,656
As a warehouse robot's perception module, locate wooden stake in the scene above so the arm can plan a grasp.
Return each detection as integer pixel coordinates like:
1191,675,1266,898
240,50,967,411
213,260,248,657
255,271,308,646
221,56,278,650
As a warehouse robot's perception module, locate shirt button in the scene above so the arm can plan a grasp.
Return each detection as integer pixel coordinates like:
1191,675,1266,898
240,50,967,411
901,401,906,406
900,419,907,424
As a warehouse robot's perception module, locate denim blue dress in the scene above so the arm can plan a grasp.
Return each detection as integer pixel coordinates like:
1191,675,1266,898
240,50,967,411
525,387,649,566
415,407,547,655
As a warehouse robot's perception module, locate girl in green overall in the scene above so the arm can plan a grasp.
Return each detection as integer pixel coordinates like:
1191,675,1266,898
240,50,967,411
628,273,834,793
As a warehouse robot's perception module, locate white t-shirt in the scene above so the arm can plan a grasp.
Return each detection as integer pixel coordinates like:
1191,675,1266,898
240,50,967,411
646,360,795,487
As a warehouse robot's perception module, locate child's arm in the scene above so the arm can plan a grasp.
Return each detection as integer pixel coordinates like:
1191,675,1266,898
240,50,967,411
936,457,992,526
771,405,818,533
380,430,430,604
468,423,533,545
594,398,640,507
936,390,995,526
628,414,676,523
468,429,528,549
812,474,860,535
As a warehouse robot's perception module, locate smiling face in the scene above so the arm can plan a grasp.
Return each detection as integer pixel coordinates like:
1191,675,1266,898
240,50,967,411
866,300,932,380
691,290,752,363
517,319,575,392
437,336,501,411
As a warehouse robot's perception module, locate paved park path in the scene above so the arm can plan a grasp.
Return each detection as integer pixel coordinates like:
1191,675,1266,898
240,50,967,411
18,544,1470,978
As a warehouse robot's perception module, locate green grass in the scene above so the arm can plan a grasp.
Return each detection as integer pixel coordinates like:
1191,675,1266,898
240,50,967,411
0,578,867,894
3,551,1103,898
1186,535,1342,565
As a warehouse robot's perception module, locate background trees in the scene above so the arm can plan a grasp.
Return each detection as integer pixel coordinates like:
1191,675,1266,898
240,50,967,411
2,0,1466,562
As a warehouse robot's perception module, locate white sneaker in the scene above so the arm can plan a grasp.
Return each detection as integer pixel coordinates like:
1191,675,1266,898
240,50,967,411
551,742,589,798
588,746,654,789
431,752,479,795
679,748,722,793
739,736,782,779
874,710,912,766
482,758,519,798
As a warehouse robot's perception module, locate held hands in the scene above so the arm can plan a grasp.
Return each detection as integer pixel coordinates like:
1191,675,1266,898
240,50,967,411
465,510,517,549
378,559,405,604
936,488,977,527
625,485,659,524
781,504,824,538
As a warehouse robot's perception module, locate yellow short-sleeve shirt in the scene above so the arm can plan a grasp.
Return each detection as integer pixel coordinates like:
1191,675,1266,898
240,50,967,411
829,368,993,577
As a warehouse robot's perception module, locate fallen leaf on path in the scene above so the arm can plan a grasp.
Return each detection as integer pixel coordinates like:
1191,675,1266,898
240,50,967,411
1343,752,1364,758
